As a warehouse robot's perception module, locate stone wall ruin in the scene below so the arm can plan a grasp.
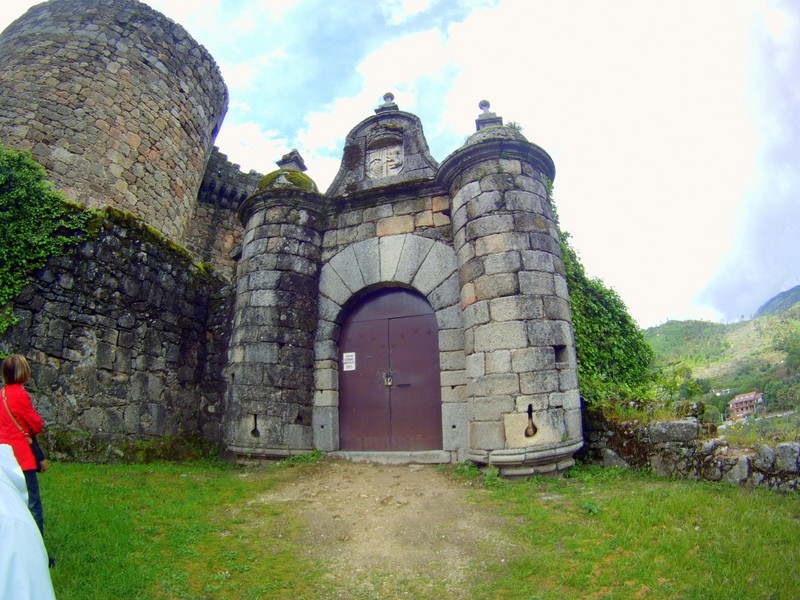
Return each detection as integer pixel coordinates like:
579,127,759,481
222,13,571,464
586,415,800,493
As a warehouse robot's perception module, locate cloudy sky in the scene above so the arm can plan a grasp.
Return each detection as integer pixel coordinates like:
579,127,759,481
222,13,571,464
3,0,799,329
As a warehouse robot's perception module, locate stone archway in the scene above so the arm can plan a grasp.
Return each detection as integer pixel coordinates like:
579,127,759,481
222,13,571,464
312,234,466,456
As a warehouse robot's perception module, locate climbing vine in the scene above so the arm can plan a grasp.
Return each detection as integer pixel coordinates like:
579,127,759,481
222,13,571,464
549,187,654,405
560,230,654,404
0,144,92,333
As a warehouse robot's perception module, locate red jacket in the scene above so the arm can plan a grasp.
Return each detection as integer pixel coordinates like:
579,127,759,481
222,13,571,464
0,384,44,471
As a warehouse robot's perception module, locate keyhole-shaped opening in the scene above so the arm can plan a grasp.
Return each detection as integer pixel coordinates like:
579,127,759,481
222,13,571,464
524,404,537,438
250,414,261,438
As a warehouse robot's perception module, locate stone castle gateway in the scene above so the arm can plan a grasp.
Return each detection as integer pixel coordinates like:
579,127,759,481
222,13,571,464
0,0,582,476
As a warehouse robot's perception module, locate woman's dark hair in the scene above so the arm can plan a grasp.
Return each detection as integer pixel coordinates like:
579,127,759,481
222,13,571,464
2,354,31,385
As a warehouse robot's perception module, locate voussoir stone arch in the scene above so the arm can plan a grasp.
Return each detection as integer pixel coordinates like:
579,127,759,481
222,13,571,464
317,234,462,344
312,234,467,454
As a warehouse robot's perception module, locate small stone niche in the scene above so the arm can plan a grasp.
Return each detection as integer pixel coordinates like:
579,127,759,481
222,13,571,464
554,345,569,366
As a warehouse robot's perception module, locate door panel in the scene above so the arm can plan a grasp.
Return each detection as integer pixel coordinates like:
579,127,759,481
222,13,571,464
338,318,391,450
338,289,442,451
389,314,442,450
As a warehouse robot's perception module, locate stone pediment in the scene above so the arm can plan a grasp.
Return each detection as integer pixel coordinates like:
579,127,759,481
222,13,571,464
325,93,439,198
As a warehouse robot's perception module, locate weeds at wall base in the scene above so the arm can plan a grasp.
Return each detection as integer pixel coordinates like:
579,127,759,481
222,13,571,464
45,429,219,463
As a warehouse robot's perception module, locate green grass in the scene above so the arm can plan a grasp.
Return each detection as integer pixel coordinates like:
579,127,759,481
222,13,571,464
40,460,800,600
467,465,800,600
721,413,800,446
43,460,323,600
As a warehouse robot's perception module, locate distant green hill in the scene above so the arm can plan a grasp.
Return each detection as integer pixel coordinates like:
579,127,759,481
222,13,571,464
645,320,731,365
755,284,800,318
644,302,800,393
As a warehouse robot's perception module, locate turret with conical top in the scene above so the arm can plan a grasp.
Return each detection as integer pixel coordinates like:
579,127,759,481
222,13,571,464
225,150,324,458
438,101,582,477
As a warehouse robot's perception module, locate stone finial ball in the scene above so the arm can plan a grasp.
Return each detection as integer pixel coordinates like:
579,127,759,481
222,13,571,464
479,99,491,111
383,92,395,103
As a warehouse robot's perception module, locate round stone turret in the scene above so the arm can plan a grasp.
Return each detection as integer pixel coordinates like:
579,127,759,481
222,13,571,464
0,0,228,244
255,169,319,194
254,149,318,194
226,151,325,459
438,102,582,477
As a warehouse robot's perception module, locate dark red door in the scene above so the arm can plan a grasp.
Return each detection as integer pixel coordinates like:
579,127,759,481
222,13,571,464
339,289,442,451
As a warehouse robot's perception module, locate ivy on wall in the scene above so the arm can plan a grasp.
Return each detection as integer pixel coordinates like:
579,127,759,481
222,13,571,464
560,229,655,404
544,179,655,406
0,144,92,333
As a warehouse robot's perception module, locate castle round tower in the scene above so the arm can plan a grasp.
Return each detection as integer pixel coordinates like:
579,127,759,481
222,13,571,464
226,152,324,458
0,0,228,244
438,102,583,476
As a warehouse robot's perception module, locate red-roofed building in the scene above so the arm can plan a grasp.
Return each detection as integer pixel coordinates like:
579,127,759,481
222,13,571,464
728,392,763,419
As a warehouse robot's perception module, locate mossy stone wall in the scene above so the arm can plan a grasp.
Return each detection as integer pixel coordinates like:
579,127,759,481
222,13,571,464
585,413,800,493
0,213,233,457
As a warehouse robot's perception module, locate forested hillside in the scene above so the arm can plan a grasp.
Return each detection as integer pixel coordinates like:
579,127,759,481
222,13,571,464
644,302,800,419
754,284,800,318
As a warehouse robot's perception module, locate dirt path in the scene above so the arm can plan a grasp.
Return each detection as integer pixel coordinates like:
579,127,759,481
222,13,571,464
261,460,519,599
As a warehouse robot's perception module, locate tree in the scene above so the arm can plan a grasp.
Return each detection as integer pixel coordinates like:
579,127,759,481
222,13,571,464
784,335,800,375
0,144,91,332
654,363,705,402
764,377,800,412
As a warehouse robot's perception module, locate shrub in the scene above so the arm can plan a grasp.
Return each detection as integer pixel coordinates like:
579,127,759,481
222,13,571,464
0,144,91,332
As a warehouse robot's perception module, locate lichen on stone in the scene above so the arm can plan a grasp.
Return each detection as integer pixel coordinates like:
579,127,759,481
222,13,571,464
256,168,318,193
465,124,528,147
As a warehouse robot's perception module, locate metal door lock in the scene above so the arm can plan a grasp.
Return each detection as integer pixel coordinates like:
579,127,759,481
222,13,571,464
382,370,393,387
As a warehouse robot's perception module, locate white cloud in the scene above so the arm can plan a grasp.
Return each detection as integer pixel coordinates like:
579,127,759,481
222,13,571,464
759,4,797,45
214,117,339,192
294,28,452,188
256,0,302,20
356,29,448,95
298,94,373,151
380,0,435,25
3,0,793,328
426,0,759,328
229,99,252,112
0,1,40,32
212,121,291,174
238,0,766,327
294,93,377,188
218,49,289,92
148,0,223,31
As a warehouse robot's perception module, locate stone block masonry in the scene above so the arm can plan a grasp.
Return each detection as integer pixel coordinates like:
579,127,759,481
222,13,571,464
0,0,228,247
0,211,232,452
227,188,325,457
437,115,583,476
223,96,585,473
0,0,584,474
193,147,263,279
586,414,800,493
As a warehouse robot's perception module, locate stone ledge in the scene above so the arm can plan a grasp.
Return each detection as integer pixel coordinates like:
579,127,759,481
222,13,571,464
328,450,454,464
468,438,583,472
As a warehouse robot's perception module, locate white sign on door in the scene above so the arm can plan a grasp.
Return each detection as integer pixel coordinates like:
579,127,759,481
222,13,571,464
342,352,356,371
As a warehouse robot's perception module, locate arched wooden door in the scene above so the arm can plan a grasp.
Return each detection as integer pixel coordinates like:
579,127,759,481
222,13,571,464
338,288,442,451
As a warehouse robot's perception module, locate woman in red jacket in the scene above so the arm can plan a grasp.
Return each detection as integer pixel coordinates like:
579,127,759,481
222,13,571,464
0,354,46,535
